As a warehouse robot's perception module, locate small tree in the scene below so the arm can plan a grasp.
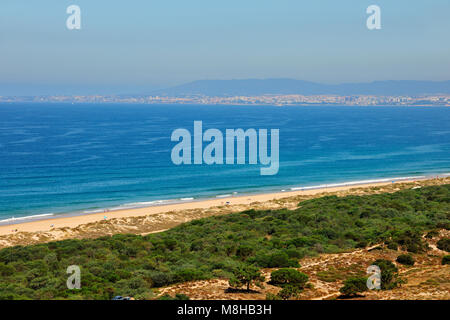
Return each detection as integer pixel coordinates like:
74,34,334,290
396,254,415,266
270,269,309,288
229,265,264,291
339,277,368,297
371,259,399,290
269,268,309,300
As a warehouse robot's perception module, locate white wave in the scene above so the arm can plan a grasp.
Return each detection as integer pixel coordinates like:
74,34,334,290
0,213,54,223
107,200,175,211
180,197,194,201
216,194,232,198
82,209,105,214
290,176,426,191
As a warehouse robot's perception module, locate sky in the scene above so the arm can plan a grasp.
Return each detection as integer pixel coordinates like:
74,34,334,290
0,0,449,95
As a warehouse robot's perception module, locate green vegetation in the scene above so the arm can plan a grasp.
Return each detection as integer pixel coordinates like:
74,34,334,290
339,277,368,297
277,285,302,300
436,238,450,252
316,264,365,282
371,259,400,290
390,230,428,253
396,254,415,266
270,268,308,288
228,265,264,291
269,268,309,300
425,230,439,239
385,241,398,251
0,185,448,299
158,293,190,300
442,255,450,265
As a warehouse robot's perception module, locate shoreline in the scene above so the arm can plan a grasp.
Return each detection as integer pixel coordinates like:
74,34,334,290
0,174,446,237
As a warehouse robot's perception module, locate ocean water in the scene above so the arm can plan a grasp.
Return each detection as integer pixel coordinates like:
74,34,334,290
0,104,449,222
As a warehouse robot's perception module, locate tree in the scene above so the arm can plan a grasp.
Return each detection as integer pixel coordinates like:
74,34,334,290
270,269,309,288
229,265,264,291
339,277,368,297
396,254,415,266
269,269,309,300
371,259,399,290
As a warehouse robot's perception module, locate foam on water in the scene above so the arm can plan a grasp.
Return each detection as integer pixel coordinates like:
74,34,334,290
0,213,55,224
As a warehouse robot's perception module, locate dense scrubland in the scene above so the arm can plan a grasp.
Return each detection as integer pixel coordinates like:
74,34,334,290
0,185,449,300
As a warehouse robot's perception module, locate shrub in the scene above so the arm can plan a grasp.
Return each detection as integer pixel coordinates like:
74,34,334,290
265,293,282,300
356,240,368,248
270,269,309,288
158,293,190,300
149,272,173,287
174,268,206,282
339,277,368,297
393,230,426,253
236,245,254,259
442,255,450,265
385,241,398,251
277,285,302,300
396,254,415,266
425,230,439,239
254,251,299,268
371,259,399,290
0,263,15,276
437,238,450,252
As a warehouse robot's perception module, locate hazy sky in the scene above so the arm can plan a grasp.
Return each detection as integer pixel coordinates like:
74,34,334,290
1,0,449,95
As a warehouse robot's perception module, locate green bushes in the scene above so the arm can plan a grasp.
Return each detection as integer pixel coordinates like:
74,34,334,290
386,241,398,251
425,230,439,239
0,263,15,277
269,268,309,300
270,269,308,288
277,285,302,300
392,230,427,253
158,293,190,300
442,255,450,265
228,265,264,291
0,184,448,299
396,254,415,266
339,277,368,297
252,251,299,268
371,259,400,290
437,238,450,252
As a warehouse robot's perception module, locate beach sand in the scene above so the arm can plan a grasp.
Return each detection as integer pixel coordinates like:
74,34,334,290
0,176,448,248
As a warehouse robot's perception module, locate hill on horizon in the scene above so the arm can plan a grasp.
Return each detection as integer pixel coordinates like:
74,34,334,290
148,79,450,97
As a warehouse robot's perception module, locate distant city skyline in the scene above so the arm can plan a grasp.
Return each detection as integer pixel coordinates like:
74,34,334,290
1,0,449,95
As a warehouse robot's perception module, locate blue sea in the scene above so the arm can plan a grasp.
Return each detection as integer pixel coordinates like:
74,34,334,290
0,104,449,223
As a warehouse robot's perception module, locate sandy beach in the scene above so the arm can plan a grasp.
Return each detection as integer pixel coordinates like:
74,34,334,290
1,176,448,242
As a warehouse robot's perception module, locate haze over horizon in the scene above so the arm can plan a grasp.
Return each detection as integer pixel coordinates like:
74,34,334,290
1,0,449,95
1,79,450,97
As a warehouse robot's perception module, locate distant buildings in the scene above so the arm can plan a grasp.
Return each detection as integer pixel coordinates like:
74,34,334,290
1,94,449,106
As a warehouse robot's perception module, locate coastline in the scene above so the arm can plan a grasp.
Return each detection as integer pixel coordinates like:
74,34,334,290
0,174,447,237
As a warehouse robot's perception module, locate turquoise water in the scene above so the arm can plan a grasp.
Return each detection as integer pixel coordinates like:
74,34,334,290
0,104,449,223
